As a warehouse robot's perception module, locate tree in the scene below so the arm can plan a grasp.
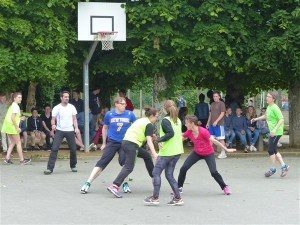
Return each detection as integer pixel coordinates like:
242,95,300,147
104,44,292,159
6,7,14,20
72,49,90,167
0,0,76,110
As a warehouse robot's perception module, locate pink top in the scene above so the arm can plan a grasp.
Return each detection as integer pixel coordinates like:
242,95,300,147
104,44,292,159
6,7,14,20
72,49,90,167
183,127,214,156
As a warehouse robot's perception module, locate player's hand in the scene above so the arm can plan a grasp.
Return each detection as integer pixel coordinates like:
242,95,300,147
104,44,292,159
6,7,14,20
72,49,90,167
74,128,80,134
226,148,236,153
251,118,256,124
51,124,56,131
270,131,275,137
152,134,158,141
206,124,209,129
152,152,158,160
213,121,218,126
17,128,21,133
100,144,106,151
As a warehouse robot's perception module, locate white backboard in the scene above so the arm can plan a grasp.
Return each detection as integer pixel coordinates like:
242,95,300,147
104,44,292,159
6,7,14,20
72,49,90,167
78,2,126,41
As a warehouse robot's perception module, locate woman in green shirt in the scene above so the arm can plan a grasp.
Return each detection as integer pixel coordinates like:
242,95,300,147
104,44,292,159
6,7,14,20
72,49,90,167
2,92,31,165
144,100,184,206
251,92,289,177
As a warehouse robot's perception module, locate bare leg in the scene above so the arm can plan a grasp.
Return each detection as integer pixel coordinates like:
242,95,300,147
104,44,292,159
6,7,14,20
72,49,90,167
5,135,16,160
30,132,36,147
87,167,103,183
275,152,285,166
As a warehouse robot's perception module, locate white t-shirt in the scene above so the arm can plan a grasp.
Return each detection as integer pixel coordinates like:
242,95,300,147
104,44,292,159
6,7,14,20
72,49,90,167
12,102,20,114
52,103,77,131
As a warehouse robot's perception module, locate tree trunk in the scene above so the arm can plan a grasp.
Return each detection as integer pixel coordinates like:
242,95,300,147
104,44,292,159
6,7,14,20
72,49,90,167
288,81,300,148
224,72,245,111
26,82,37,112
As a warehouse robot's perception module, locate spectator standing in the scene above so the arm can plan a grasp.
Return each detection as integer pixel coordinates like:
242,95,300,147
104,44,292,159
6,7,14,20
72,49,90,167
89,87,101,141
194,93,209,128
206,91,227,159
0,93,8,153
119,89,134,111
177,95,186,109
19,115,28,151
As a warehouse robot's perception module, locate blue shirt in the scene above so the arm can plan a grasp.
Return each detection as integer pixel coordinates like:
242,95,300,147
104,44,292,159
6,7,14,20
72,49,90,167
104,110,136,143
232,115,247,132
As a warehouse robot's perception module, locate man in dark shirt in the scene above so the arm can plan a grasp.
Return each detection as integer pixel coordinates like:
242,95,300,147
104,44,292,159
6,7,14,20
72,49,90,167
70,90,84,113
41,105,52,150
89,87,101,142
27,108,46,150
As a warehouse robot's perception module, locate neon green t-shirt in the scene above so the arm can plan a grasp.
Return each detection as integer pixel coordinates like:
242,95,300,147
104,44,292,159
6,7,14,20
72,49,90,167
266,103,284,136
159,117,184,156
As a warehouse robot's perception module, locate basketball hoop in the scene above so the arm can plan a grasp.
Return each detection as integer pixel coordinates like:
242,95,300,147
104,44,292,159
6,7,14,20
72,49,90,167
94,31,118,51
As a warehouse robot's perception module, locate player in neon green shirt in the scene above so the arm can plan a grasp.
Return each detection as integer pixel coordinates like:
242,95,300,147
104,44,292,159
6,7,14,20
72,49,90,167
252,92,289,177
144,100,184,206
2,92,31,165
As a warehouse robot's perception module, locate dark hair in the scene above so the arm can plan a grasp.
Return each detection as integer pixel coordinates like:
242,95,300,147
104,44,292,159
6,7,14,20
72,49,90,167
119,89,126,95
73,90,80,94
144,107,157,117
60,91,70,98
44,104,51,108
0,92,5,96
164,100,178,123
185,115,199,125
31,107,38,113
198,93,205,102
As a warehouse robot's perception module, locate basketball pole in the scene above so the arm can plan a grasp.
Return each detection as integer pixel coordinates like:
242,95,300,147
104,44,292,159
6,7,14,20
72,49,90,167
83,41,98,152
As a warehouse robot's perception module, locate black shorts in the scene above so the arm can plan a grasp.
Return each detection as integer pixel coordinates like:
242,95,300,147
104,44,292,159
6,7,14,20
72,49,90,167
267,135,281,156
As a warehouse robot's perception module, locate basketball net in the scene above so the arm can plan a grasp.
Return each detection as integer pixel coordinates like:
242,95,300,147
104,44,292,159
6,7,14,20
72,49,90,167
94,32,118,51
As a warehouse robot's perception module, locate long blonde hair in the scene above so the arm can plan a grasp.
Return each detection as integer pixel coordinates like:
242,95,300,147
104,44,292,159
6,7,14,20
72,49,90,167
246,106,257,120
164,100,178,124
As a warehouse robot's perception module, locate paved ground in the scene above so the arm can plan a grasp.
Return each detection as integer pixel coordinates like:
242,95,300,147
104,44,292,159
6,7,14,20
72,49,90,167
0,155,299,225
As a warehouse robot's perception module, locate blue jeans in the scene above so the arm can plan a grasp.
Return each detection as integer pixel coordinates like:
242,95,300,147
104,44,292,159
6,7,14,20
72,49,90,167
234,131,247,148
225,130,236,147
246,129,259,146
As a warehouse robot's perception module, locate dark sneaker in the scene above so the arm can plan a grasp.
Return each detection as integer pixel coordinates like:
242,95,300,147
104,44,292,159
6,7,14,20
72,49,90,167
71,167,77,172
122,182,131,193
44,169,53,175
80,182,91,194
20,158,31,165
4,158,13,164
281,165,289,177
265,168,276,177
144,196,159,205
107,184,122,198
167,197,184,206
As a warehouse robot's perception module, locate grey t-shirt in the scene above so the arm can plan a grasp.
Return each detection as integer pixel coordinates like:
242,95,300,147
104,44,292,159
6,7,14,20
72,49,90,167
210,101,226,125
0,102,8,129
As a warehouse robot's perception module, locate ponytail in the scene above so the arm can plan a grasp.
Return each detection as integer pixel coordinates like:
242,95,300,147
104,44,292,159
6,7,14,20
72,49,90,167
164,100,178,124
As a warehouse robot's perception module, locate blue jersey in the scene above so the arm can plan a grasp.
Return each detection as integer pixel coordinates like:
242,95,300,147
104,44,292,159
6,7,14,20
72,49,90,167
104,110,136,143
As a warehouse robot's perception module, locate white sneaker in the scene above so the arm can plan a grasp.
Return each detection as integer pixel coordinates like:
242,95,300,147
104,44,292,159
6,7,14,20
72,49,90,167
89,143,96,151
251,145,257,151
277,142,282,147
218,151,227,159
79,146,85,151
246,145,250,150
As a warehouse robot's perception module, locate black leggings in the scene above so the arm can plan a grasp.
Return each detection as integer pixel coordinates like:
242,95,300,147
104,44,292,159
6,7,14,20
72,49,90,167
268,135,281,156
178,152,227,190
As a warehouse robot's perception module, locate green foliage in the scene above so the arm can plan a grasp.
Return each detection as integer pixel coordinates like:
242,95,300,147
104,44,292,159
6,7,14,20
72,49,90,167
0,0,77,93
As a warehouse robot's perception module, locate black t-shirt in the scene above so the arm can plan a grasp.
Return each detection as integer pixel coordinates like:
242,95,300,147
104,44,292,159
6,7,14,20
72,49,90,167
145,123,155,137
70,99,84,113
41,113,52,130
